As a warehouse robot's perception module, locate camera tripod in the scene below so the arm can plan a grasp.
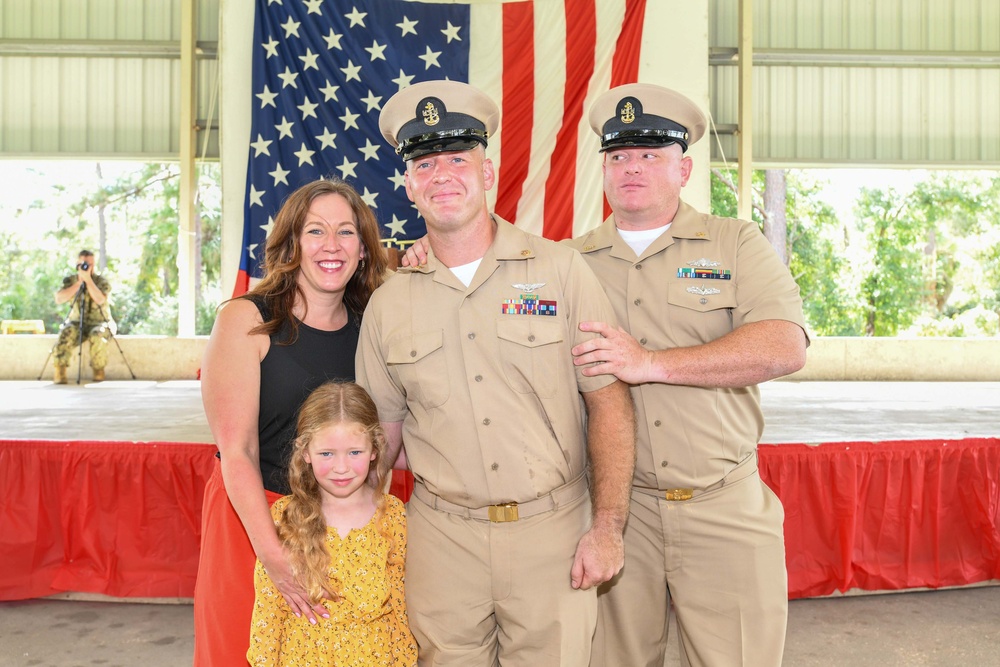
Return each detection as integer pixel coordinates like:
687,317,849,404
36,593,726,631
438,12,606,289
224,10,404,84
37,281,137,384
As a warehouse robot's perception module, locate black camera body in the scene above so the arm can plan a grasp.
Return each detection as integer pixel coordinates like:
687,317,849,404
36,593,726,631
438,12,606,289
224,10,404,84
77,261,90,271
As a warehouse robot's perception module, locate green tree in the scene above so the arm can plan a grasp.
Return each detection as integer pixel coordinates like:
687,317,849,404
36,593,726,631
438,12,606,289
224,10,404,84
978,240,1000,331
0,234,70,331
855,187,927,336
710,168,764,225
784,173,863,336
711,169,862,335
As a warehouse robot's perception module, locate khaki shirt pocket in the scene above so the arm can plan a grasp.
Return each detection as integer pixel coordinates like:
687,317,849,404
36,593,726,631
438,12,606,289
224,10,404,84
387,329,450,410
665,282,737,341
496,318,566,398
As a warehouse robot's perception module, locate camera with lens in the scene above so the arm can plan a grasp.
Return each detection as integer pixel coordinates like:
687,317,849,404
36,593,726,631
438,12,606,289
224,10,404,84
77,261,90,271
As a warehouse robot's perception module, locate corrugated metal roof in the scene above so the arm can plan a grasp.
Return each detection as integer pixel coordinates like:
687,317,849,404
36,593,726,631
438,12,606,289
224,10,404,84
1,0,997,167
0,0,219,159
709,0,1000,166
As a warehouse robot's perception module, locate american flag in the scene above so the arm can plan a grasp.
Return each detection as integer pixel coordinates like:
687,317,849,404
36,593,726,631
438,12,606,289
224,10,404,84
235,0,646,295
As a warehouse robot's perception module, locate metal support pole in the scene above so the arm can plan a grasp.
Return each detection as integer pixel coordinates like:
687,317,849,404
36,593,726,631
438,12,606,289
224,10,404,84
178,0,198,336
737,0,754,223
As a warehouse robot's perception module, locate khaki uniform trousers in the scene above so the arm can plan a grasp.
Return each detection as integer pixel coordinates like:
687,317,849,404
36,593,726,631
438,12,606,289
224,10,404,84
591,466,787,667
406,485,597,667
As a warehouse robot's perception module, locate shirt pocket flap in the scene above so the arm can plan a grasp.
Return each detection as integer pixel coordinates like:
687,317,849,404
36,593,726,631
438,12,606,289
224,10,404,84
496,318,564,349
386,330,444,365
666,281,736,313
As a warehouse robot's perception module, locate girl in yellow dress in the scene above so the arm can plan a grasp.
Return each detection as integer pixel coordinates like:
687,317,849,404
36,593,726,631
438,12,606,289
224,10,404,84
247,382,417,666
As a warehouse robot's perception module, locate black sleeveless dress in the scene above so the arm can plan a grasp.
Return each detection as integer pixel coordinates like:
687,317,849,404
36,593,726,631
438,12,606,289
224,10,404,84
250,295,359,494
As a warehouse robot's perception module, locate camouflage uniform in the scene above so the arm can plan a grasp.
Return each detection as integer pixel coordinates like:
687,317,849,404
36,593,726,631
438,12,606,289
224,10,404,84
53,273,114,370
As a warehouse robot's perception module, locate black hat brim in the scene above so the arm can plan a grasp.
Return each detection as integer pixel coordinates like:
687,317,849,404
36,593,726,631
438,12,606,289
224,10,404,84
400,135,487,161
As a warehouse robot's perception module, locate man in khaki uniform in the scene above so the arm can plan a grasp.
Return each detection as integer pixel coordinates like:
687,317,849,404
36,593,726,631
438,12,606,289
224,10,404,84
355,80,636,667
567,84,809,667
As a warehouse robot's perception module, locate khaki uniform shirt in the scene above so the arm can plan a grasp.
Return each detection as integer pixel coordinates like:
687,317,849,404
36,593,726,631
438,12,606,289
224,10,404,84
356,217,617,508
565,201,807,491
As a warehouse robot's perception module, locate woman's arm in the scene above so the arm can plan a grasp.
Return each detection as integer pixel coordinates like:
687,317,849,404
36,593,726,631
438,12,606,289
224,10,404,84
201,299,327,623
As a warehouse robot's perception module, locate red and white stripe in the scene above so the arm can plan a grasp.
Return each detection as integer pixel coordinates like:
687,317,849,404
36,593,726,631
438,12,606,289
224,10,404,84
468,0,646,240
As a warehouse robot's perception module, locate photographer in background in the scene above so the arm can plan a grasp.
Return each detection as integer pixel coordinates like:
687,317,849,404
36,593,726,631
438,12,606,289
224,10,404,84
52,249,115,384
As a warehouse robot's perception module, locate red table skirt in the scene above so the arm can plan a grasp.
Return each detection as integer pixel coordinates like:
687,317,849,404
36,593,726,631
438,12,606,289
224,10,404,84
1,438,997,601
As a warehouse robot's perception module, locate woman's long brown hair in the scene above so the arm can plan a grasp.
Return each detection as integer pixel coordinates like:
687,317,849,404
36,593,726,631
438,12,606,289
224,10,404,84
244,178,388,341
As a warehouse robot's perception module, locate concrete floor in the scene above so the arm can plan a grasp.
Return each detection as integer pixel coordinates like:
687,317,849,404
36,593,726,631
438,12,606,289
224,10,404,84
3,379,1000,445
2,587,999,666
2,379,999,666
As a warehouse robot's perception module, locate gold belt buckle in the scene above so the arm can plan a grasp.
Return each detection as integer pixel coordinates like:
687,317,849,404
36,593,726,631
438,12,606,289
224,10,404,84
664,488,694,501
488,502,519,522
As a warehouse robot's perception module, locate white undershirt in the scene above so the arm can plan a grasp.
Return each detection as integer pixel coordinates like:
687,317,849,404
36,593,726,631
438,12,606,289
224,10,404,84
617,223,672,256
449,258,482,287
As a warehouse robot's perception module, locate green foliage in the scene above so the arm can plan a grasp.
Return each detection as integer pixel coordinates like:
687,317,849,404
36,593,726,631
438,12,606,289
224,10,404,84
709,168,765,226
711,169,864,335
709,169,1000,337
0,235,69,332
854,187,928,336
784,173,864,336
980,240,1000,319
0,161,222,336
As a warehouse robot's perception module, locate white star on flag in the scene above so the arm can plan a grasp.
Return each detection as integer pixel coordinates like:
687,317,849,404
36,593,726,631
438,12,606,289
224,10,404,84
337,156,358,179
268,163,291,186
359,139,380,161
396,16,418,37
281,16,300,38
418,46,442,70
385,214,407,236
294,143,316,166
256,86,278,108
360,187,379,208
345,6,367,28
250,134,272,157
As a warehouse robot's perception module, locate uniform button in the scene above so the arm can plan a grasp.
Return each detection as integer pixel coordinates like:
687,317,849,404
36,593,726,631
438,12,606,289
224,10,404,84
634,298,641,306
475,375,483,382
528,335,535,342
654,420,662,427
468,332,476,340
409,350,416,358
491,462,499,471
640,338,647,345
660,460,668,467
483,418,491,426
635,264,643,270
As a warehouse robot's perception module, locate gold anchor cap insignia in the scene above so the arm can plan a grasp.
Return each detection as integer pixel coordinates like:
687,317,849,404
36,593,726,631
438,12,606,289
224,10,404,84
620,101,635,124
422,101,440,126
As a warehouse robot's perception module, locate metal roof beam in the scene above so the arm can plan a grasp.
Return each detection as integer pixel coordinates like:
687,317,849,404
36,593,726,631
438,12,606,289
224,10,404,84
0,39,218,59
710,48,1000,68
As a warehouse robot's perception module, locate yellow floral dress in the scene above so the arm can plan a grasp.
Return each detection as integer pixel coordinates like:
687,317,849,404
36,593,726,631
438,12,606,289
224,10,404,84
247,494,417,666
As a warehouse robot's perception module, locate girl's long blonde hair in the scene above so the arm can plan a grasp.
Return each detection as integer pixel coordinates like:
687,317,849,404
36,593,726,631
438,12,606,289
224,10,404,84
278,382,393,604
